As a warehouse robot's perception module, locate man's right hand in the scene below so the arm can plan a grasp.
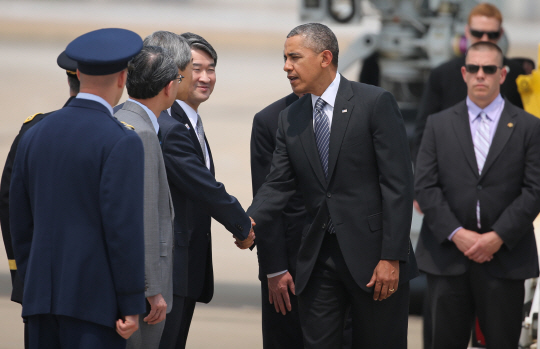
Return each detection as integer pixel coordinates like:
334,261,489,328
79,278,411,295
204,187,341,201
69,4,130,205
268,271,295,315
144,293,167,325
234,218,256,249
116,314,139,339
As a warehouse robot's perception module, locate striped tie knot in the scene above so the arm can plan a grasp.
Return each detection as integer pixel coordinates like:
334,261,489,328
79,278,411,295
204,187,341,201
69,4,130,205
479,111,489,122
315,97,327,111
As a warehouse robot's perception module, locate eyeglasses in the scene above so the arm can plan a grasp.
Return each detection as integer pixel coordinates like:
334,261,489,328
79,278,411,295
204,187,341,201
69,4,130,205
175,74,185,84
465,64,501,75
470,29,501,40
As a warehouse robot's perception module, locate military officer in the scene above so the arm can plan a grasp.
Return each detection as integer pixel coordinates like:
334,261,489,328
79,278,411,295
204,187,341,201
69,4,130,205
0,50,79,348
9,28,146,349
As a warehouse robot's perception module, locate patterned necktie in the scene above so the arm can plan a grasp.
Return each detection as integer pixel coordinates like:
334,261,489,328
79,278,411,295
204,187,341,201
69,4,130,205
196,115,208,164
313,97,335,234
473,111,491,229
314,98,330,179
474,112,491,175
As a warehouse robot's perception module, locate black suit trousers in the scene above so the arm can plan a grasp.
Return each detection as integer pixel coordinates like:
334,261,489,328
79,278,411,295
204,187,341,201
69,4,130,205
426,264,524,349
159,295,196,349
261,278,304,349
298,233,409,349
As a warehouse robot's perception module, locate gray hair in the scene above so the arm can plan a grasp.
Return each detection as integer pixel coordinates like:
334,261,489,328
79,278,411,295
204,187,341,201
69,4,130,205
287,23,339,67
144,31,191,70
181,32,218,66
126,46,179,99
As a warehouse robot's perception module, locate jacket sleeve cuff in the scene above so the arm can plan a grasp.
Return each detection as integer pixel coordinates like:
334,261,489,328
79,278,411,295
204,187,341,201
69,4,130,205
117,291,146,316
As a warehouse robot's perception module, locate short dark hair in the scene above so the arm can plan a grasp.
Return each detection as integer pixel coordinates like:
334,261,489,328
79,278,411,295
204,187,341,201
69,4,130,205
287,23,339,67
126,46,178,99
181,32,218,66
466,41,504,67
67,73,80,94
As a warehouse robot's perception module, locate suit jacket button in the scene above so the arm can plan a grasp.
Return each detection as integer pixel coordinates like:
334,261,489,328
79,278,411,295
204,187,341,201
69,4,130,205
236,224,243,231
322,223,326,229
326,192,331,198
477,185,482,190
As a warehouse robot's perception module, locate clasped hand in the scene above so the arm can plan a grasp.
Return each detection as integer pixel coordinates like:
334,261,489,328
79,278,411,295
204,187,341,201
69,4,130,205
234,217,256,249
452,228,503,263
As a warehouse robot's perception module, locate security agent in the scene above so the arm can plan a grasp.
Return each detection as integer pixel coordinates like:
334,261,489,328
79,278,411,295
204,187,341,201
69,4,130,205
9,28,146,349
0,50,78,348
412,3,525,162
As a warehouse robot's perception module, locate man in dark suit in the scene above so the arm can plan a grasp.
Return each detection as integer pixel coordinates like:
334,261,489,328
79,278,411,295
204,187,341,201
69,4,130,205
250,92,305,348
415,41,540,349
0,52,78,342
158,32,255,349
247,23,417,348
9,28,146,348
412,3,525,161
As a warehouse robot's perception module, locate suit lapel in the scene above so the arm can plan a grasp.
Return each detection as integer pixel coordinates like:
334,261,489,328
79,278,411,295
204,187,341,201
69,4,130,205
452,102,479,176
296,96,327,187
480,100,516,178
328,77,354,181
205,135,215,175
170,102,205,159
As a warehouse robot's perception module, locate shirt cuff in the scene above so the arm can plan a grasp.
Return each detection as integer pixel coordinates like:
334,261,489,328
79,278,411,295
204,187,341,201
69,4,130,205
267,270,288,278
448,227,462,241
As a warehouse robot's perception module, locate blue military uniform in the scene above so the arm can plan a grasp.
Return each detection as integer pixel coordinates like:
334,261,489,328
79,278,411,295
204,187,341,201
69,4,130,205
9,28,146,349
1,50,78,306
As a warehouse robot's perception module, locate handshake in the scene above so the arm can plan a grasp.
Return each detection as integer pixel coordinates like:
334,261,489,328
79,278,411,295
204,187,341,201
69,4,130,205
234,217,256,249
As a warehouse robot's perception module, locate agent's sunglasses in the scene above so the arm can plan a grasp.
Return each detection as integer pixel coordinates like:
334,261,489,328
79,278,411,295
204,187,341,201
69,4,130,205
470,29,501,40
465,64,501,75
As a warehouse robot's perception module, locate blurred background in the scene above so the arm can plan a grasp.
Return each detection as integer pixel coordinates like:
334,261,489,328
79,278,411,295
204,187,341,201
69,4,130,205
0,0,538,348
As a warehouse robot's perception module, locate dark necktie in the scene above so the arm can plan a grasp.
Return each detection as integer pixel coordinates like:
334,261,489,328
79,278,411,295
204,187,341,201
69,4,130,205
157,129,163,149
314,97,335,234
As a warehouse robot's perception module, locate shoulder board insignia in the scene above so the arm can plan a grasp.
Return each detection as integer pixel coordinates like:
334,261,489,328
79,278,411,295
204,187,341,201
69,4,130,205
120,121,135,130
23,113,43,124
8,259,17,270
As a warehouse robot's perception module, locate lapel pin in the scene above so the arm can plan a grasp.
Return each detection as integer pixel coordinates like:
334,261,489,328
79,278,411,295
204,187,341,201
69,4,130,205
507,122,514,128
185,123,190,130
342,108,347,113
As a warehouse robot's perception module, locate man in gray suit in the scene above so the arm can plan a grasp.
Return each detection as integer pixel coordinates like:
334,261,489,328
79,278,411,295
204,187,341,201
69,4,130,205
115,45,179,349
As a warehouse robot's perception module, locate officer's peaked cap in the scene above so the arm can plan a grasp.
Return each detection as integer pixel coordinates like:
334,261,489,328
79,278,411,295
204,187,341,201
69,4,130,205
66,28,143,76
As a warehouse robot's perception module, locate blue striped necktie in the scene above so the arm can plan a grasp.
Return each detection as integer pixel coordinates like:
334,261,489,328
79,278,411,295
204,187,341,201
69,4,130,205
314,97,335,234
473,111,491,229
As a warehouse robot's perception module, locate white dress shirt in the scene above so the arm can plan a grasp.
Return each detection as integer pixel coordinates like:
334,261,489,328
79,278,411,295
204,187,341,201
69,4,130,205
310,73,341,130
169,100,211,170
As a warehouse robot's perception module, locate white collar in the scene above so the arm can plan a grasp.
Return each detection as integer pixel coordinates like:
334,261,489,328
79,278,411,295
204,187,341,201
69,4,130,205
175,100,199,128
311,73,341,109
127,98,159,134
